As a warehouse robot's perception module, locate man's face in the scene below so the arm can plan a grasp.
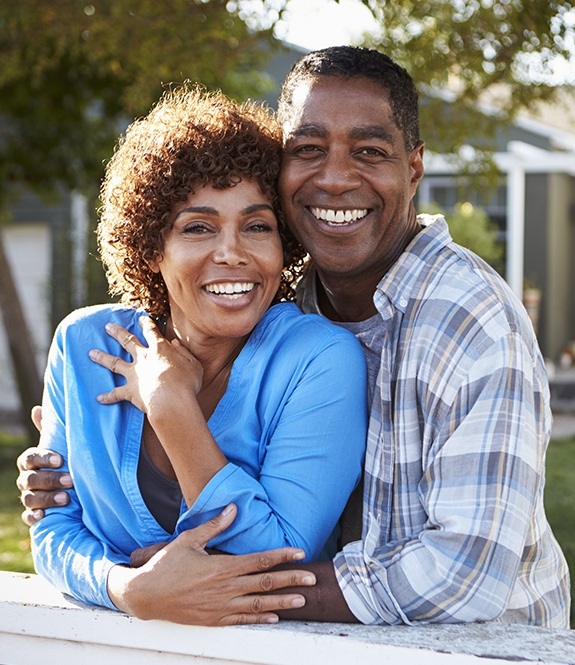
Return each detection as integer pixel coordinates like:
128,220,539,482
279,75,424,286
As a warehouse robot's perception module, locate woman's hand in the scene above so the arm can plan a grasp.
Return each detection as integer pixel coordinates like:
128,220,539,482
89,317,202,415
108,504,317,626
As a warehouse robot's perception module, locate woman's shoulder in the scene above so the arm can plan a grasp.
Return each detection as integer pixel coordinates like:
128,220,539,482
256,302,363,354
55,303,147,338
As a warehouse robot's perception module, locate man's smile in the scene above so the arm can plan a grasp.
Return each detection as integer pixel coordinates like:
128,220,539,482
308,207,369,225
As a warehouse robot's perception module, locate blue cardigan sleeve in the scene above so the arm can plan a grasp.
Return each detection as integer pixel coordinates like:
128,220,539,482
30,316,129,610
175,322,368,562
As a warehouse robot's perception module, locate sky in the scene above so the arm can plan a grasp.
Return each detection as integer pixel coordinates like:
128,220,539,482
273,0,376,50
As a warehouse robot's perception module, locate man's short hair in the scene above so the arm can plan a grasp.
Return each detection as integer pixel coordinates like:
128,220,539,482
277,45,420,151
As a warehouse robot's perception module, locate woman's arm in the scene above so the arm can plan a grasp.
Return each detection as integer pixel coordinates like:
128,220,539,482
91,315,368,561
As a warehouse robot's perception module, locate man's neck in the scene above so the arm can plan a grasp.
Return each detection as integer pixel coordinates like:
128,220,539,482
315,273,379,323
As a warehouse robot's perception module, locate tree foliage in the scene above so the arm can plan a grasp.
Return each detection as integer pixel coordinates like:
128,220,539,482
0,0,279,433
420,201,505,273
0,0,279,196
343,0,574,157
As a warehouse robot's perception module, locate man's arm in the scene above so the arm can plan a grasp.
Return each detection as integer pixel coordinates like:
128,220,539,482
273,560,358,623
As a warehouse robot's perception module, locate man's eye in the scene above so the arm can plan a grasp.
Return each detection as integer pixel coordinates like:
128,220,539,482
357,147,387,160
293,145,322,158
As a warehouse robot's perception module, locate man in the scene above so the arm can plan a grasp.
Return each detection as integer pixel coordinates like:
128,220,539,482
17,46,570,628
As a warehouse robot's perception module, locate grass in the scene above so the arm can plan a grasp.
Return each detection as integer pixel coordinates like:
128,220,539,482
1,429,574,624
0,431,34,573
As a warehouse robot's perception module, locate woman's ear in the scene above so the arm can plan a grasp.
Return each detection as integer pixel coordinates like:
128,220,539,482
147,253,162,274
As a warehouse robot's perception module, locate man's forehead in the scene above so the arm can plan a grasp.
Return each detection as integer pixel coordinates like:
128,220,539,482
281,76,393,137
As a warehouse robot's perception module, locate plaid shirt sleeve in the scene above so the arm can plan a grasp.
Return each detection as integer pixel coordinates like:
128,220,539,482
331,223,570,628
335,324,568,627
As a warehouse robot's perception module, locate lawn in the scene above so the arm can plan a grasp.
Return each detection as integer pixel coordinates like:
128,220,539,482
1,429,574,624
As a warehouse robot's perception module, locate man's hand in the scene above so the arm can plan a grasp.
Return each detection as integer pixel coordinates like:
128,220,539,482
17,405,73,526
109,504,317,626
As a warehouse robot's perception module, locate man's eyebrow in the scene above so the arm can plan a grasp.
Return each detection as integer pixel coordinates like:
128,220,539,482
287,124,328,138
349,125,396,143
286,124,396,144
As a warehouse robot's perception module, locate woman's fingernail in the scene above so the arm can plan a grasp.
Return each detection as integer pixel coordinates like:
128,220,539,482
292,551,305,561
302,575,316,585
88,350,97,360
48,454,61,467
265,616,279,624
222,503,235,516
291,597,305,608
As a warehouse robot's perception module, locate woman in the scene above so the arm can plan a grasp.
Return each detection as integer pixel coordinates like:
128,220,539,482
31,84,368,615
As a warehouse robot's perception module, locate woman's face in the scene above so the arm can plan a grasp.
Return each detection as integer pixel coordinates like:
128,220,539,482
152,179,283,345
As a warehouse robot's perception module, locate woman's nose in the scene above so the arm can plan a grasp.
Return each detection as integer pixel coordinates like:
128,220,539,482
212,232,249,265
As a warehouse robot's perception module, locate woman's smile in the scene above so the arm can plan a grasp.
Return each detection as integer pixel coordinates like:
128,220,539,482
152,179,284,345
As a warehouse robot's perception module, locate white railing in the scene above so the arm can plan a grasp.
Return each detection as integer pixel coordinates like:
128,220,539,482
1,571,574,665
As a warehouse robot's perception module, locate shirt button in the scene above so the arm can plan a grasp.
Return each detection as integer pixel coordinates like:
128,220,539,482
399,298,408,308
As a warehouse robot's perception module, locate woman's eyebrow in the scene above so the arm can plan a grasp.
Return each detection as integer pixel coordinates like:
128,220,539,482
175,203,274,219
175,205,217,218
241,203,274,215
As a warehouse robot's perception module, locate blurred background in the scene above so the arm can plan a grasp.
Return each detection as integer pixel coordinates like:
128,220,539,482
0,0,574,625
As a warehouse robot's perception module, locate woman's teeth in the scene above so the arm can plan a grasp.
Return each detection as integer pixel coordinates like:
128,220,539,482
204,282,255,299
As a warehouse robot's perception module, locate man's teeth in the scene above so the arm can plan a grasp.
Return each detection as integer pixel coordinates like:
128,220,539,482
310,208,369,224
204,282,255,299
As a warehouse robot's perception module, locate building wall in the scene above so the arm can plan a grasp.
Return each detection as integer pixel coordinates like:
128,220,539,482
0,223,51,413
545,173,575,360
524,173,549,353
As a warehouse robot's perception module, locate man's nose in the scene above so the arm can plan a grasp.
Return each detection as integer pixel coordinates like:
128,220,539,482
313,150,361,195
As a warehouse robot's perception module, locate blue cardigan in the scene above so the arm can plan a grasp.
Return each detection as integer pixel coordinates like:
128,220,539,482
31,302,368,609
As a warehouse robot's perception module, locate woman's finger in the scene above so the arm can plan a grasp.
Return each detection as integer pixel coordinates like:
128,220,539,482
105,322,144,350
89,348,130,375
96,386,129,405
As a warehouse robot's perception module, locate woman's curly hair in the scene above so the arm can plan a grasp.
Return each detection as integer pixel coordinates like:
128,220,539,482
98,83,307,318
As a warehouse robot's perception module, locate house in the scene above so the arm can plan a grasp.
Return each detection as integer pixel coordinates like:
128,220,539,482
1,43,574,421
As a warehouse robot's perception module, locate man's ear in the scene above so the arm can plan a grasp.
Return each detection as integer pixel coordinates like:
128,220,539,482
409,141,425,189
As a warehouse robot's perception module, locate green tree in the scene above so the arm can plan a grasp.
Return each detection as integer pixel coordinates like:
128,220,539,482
345,0,574,160
421,201,505,273
0,0,279,436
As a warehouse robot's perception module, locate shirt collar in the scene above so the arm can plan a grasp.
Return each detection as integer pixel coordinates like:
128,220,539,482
374,214,451,315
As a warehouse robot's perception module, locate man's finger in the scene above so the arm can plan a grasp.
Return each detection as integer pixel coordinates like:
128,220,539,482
21,508,45,527
131,542,168,568
16,448,63,472
20,488,70,509
17,469,72,492
30,406,43,433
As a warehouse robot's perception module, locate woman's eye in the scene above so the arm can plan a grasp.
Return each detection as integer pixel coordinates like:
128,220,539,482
182,222,211,234
247,221,274,233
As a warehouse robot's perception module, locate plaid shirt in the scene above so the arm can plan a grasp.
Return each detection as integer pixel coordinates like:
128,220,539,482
298,215,570,627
